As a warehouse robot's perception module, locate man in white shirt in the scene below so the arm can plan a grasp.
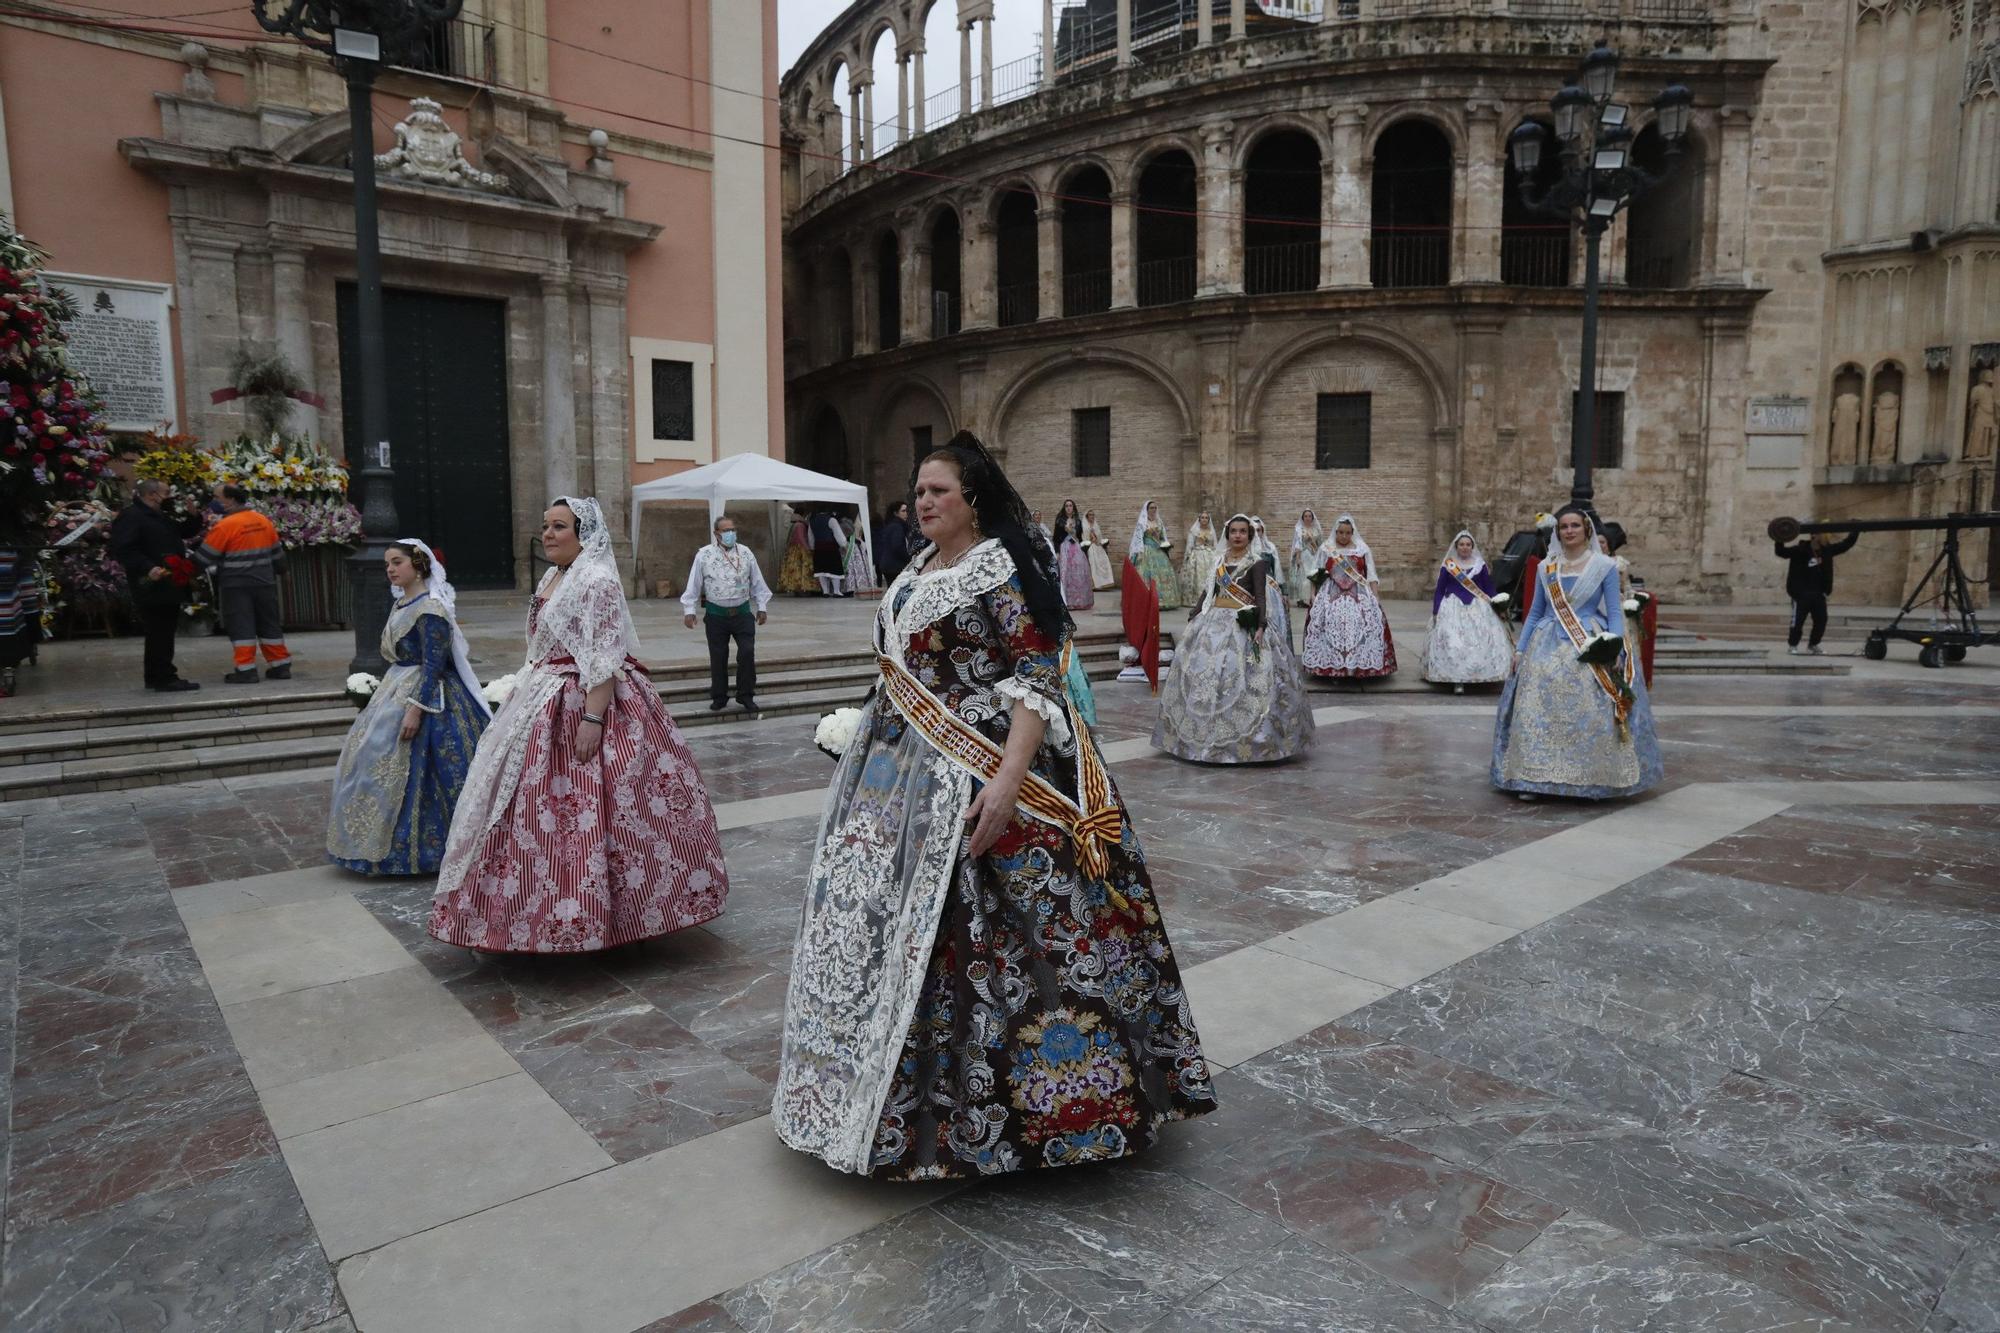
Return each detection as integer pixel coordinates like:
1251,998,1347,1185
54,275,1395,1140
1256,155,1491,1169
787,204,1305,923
681,515,772,712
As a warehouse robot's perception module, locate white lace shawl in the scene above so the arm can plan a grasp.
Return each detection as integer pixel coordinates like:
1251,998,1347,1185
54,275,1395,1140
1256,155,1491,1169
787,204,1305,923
878,538,1073,751
535,496,640,688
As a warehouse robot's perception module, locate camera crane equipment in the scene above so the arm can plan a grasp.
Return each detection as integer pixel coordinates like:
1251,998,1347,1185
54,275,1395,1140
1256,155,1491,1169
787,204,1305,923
1766,511,2000,668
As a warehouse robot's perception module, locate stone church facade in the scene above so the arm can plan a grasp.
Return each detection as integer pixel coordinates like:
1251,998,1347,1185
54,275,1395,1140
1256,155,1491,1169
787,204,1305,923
780,0,1999,604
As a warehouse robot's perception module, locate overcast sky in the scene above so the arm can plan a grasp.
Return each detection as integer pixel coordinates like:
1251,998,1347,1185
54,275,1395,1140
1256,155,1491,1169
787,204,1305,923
779,0,1042,79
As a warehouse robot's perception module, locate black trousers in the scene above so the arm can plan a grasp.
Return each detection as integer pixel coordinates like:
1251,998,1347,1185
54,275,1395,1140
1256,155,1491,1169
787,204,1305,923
1789,593,1828,647
706,611,756,705
137,595,181,684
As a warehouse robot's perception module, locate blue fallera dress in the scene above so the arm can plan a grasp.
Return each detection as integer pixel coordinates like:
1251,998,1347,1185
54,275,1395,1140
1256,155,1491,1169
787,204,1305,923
1491,553,1662,800
327,592,488,874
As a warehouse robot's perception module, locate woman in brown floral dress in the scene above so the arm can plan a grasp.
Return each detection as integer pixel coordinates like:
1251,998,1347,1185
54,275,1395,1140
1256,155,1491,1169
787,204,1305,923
774,432,1215,1179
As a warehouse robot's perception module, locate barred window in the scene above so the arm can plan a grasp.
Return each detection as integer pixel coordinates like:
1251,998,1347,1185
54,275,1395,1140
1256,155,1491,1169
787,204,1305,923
1315,393,1372,469
650,359,695,441
1072,407,1111,477
1570,390,1625,470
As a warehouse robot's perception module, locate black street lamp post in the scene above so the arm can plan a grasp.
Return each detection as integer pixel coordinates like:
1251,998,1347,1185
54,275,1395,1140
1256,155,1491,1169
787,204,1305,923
1510,43,1692,517
251,1,465,674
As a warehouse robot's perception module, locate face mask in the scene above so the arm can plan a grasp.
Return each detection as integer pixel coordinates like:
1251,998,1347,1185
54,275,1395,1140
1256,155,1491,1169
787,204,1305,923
719,531,738,548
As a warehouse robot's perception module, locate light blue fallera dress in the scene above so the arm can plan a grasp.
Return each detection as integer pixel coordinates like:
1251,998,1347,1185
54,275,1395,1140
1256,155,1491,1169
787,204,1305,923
1490,551,1662,800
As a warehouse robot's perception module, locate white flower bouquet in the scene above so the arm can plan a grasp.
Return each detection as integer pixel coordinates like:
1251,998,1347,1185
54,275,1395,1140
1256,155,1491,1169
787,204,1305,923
814,707,865,761
1575,630,1626,669
1622,598,1641,614
1489,591,1511,607
343,672,380,710
482,673,519,709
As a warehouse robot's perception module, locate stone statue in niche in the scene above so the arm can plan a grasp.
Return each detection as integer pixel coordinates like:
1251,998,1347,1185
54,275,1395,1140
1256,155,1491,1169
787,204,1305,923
1871,389,1901,463
374,97,507,192
1829,390,1862,466
1967,368,1997,460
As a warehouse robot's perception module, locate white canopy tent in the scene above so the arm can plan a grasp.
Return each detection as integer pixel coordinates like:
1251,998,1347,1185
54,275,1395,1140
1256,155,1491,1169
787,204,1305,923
629,453,872,566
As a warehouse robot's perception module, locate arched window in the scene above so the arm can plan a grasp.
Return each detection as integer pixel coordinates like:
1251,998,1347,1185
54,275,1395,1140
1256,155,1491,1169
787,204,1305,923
1136,149,1198,306
1502,119,1569,287
995,188,1040,326
1625,125,1704,289
929,209,962,337
829,61,852,174
1371,120,1453,288
1061,165,1112,316
876,231,901,351
1243,129,1322,295
866,27,898,158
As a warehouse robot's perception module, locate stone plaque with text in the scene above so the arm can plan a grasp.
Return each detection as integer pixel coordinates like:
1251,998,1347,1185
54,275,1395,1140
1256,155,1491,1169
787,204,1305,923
45,274,176,432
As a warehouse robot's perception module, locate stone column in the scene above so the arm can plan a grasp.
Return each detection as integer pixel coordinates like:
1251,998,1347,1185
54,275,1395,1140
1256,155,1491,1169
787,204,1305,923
858,71,875,160
907,238,933,342
584,281,633,565
1461,101,1501,283
1324,105,1368,288
965,218,998,330
1038,202,1062,319
1696,314,1751,577
1198,119,1239,296
270,246,318,437
856,253,880,354
1229,0,1247,40
1198,330,1241,511
185,236,242,442
1116,0,1132,68
1110,189,1136,308
848,83,866,165
1042,0,1056,89
912,42,927,133
979,17,994,110
541,275,578,501
1198,0,1213,46
1713,105,1751,284
898,54,910,137
960,20,973,117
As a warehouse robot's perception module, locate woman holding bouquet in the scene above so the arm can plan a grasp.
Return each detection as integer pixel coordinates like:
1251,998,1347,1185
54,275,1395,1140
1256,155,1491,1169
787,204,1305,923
1287,509,1326,607
1128,500,1181,609
1491,505,1662,800
1154,515,1314,764
775,432,1215,1180
1082,509,1116,589
1420,530,1513,691
1180,512,1218,606
1052,498,1094,610
1302,514,1396,678
429,497,729,951
327,540,489,875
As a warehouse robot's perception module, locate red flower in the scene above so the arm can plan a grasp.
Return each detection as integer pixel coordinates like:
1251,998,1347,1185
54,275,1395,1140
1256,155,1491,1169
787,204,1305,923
163,554,196,587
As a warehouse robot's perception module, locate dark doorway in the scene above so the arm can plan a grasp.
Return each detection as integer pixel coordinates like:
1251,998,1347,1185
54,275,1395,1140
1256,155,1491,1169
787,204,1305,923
1136,149,1198,306
805,405,851,479
876,231,902,349
1502,120,1570,287
337,285,514,588
1243,129,1321,294
995,189,1040,327
1371,120,1453,288
1061,165,1112,316
930,210,962,337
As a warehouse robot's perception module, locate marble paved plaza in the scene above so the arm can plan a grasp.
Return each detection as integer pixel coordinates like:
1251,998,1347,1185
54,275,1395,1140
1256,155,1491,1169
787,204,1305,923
2,640,1998,1331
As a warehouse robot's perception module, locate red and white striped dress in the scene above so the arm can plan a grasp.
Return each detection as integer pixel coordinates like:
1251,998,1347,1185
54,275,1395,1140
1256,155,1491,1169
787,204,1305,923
429,565,728,952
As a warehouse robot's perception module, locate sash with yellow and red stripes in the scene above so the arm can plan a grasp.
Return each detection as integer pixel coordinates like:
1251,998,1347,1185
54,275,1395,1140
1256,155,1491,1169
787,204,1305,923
1542,564,1635,736
1445,560,1491,603
876,645,1124,883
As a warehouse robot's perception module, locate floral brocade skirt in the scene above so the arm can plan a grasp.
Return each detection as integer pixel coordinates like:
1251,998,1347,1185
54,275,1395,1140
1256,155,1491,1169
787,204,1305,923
1059,541,1095,610
429,658,729,952
779,544,816,595
1421,596,1513,685
1302,580,1397,678
1490,626,1663,799
1153,601,1315,764
774,701,1216,1179
1132,544,1181,610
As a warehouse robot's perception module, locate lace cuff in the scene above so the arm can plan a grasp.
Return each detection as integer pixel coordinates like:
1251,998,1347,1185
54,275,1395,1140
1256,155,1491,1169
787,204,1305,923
995,675,1072,750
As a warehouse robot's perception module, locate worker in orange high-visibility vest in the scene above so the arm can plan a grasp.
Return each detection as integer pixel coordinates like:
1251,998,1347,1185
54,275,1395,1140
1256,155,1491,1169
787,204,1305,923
195,484,291,684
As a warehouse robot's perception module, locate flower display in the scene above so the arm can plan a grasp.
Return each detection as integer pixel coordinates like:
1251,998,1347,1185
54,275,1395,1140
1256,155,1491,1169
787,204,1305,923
1576,630,1625,668
0,215,113,544
814,706,865,760
133,429,361,550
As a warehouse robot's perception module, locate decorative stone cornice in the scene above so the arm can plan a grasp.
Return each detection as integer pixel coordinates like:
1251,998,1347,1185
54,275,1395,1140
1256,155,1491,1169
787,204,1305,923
1925,345,1953,372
